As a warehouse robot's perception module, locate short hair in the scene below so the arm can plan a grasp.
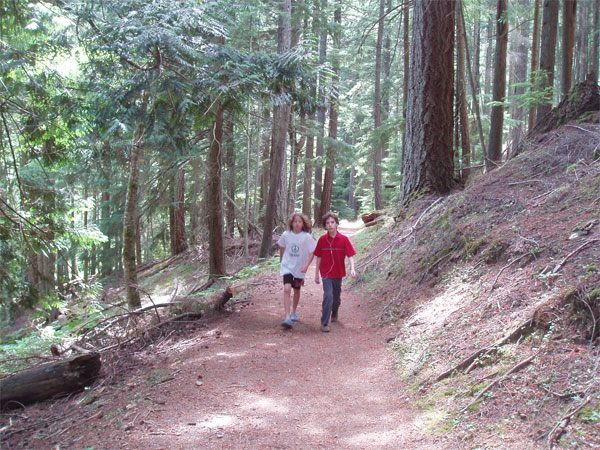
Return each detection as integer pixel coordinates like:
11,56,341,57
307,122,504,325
287,213,312,233
321,211,339,227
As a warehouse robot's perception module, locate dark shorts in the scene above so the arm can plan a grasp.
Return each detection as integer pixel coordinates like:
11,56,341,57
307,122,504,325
283,274,305,290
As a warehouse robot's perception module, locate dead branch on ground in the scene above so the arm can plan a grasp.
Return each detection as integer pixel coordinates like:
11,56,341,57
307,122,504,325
461,352,537,413
436,317,535,382
546,396,592,449
553,239,599,273
491,253,532,291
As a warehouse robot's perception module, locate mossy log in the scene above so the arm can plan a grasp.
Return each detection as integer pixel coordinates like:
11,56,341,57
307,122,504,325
0,353,101,409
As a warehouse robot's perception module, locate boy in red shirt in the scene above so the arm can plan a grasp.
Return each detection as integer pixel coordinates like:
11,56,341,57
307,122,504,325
302,212,356,332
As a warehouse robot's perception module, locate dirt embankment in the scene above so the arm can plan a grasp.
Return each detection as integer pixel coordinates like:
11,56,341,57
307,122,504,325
355,121,600,449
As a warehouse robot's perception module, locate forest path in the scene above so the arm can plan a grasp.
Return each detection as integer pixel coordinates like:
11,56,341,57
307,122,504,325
127,223,440,449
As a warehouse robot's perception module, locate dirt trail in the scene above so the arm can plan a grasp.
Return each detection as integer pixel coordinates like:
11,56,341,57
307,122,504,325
127,224,441,449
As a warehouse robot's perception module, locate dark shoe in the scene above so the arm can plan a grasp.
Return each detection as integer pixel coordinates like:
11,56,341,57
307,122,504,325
320,324,330,332
331,314,338,323
281,319,293,329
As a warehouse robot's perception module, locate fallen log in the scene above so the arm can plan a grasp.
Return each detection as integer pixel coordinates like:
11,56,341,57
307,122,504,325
0,353,101,409
365,216,385,227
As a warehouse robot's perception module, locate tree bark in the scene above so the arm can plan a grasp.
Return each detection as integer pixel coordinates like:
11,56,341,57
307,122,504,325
402,0,455,202
508,0,529,156
320,1,340,217
486,0,508,170
172,166,187,255
189,156,202,246
207,105,226,276
123,123,145,309
536,0,559,125
528,0,541,132
258,109,270,220
259,0,292,258
382,0,392,160
314,0,328,223
561,0,578,98
401,3,410,161
456,3,471,179
302,108,314,219
484,14,494,116
593,0,599,84
373,0,385,210
100,141,112,277
224,117,236,237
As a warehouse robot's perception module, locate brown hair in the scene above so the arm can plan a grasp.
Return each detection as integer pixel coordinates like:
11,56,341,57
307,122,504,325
321,211,339,228
287,213,312,233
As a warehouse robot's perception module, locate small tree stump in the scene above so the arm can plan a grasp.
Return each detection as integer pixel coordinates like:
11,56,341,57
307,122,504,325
0,353,101,409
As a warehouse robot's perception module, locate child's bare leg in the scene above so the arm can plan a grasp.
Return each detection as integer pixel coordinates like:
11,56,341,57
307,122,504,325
292,288,300,314
283,284,292,320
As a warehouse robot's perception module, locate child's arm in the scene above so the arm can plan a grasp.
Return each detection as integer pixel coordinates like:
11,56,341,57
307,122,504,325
348,256,356,278
301,253,314,273
280,247,285,261
314,256,321,284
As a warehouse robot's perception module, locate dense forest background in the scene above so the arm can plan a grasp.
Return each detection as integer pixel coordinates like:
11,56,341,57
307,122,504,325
1,0,598,319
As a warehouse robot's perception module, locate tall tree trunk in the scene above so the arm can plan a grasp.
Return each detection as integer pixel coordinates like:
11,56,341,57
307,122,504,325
83,187,89,281
302,107,314,219
509,0,529,155
382,0,392,160
287,112,300,217
373,0,385,210
456,3,471,179
458,0,487,163
172,166,187,255
561,0,577,98
402,0,455,202
593,0,599,84
314,0,328,223
189,156,202,246
224,117,236,237
529,0,541,132
258,109,270,220
536,0,559,125
320,1,341,217
135,214,142,266
484,14,494,116
123,124,145,309
348,167,356,214
259,0,292,258
486,0,508,170
90,189,97,276
473,7,481,114
401,3,410,161
100,141,112,277
207,105,226,276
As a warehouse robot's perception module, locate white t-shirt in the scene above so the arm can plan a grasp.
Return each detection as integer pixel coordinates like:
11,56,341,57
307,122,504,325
278,230,317,279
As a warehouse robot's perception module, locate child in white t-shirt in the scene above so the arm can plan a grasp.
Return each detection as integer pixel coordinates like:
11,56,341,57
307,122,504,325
277,213,316,329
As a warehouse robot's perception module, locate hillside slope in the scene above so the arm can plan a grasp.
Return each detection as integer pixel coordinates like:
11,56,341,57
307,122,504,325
354,121,600,448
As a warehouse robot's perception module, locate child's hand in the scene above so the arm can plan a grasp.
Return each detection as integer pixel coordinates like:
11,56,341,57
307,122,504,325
350,269,356,278
300,265,307,273
315,274,321,284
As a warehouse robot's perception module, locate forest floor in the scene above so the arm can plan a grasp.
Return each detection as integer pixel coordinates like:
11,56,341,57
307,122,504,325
1,224,451,449
2,122,600,449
